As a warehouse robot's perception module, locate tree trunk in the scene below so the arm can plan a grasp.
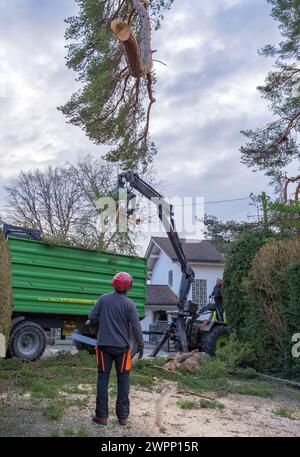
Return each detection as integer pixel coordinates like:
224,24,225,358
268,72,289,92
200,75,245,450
111,0,152,78
131,0,152,72
111,19,146,78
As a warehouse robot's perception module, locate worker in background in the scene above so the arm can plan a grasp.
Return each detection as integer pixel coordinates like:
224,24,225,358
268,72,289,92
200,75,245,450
88,272,144,426
209,278,224,321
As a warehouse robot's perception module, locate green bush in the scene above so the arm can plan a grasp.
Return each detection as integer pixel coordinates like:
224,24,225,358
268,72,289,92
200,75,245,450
222,228,273,338
195,341,257,381
216,340,257,371
284,262,300,335
224,235,300,379
243,240,300,377
0,232,12,351
283,262,300,378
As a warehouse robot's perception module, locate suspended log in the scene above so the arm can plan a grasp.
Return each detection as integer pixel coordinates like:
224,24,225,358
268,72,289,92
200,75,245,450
131,0,152,72
110,1,155,145
111,19,148,78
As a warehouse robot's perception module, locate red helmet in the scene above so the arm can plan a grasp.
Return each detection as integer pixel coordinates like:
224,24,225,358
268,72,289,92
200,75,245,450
112,272,133,293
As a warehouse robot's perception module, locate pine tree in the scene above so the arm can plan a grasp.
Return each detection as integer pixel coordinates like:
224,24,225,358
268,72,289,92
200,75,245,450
59,0,173,170
241,0,300,181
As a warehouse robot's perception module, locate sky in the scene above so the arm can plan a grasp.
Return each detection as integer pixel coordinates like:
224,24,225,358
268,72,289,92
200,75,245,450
0,0,281,226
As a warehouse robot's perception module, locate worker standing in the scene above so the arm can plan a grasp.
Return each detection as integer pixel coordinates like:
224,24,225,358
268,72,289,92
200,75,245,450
210,278,224,321
88,272,144,426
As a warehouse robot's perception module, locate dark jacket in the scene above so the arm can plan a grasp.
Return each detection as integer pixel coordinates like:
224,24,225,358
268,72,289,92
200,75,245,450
88,291,143,348
211,285,223,306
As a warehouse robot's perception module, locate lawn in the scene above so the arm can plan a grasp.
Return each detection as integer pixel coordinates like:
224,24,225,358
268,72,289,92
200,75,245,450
0,350,300,437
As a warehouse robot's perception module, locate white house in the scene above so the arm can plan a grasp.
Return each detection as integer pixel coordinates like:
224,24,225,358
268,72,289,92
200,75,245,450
141,237,224,342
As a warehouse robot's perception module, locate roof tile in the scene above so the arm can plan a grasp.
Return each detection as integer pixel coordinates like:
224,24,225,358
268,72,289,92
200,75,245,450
147,285,178,306
150,237,223,263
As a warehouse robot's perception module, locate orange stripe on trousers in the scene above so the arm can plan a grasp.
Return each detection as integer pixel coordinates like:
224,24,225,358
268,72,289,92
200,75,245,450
125,349,131,371
121,353,126,372
100,351,105,372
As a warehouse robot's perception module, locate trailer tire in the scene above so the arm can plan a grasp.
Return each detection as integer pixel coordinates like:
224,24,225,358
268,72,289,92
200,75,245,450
201,325,229,356
10,321,46,361
5,347,13,359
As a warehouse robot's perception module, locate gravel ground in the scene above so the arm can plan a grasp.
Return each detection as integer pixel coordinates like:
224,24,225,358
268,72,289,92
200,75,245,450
0,392,148,437
1,345,300,437
1,383,300,437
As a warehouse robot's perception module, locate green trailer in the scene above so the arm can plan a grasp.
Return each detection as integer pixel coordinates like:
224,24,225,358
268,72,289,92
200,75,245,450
1,228,147,361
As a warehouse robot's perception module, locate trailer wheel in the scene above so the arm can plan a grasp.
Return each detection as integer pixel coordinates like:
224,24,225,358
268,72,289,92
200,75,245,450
201,325,229,356
10,321,46,361
5,347,13,359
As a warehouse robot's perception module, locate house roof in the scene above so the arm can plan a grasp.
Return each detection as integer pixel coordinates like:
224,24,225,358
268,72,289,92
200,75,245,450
147,285,178,306
146,237,223,265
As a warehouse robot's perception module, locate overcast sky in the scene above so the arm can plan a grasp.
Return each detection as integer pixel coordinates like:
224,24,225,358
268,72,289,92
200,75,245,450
0,0,281,224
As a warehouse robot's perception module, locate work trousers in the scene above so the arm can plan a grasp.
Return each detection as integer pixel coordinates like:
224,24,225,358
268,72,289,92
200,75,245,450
95,346,131,420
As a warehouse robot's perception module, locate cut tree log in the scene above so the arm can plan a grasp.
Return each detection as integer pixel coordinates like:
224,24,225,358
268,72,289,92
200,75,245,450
111,19,131,41
131,0,152,72
181,352,209,373
111,0,152,79
174,349,199,364
111,19,150,78
154,350,210,373
164,350,200,372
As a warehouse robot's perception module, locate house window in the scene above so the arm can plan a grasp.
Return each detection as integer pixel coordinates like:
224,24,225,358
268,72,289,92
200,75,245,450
154,310,168,322
192,279,207,308
168,270,173,287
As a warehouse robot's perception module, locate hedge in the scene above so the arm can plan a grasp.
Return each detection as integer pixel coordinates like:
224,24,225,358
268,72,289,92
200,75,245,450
284,262,300,378
224,236,300,378
0,231,13,352
222,228,273,339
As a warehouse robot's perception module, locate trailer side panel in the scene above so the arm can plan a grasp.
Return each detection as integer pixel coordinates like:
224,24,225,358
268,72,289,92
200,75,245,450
8,237,147,318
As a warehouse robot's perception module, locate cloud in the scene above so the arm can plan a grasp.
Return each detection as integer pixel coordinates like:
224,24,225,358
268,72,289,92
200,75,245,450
0,0,281,226
149,0,281,221
0,0,101,185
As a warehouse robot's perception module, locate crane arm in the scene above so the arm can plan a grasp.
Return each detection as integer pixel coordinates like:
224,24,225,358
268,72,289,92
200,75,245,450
117,172,195,315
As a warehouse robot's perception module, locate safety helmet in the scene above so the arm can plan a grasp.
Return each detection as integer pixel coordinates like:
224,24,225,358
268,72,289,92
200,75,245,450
112,272,133,293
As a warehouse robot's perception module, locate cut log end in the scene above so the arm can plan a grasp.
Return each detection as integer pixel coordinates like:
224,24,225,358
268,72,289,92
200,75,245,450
111,19,131,42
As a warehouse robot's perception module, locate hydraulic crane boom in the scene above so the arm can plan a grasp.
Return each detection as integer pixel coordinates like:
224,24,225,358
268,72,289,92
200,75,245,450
116,171,196,353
